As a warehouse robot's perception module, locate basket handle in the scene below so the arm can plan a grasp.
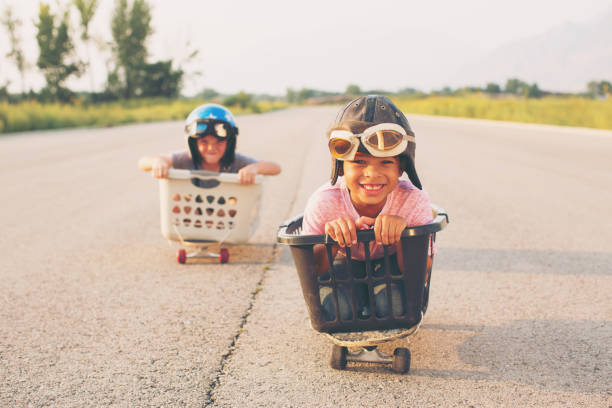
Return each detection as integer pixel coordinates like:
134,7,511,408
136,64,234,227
190,177,221,189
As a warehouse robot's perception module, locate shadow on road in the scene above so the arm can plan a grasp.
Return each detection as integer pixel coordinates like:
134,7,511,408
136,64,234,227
435,248,612,276
415,320,611,394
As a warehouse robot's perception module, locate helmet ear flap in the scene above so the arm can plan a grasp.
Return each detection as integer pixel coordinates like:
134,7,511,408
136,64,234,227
400,155,422,190
330,158,343,185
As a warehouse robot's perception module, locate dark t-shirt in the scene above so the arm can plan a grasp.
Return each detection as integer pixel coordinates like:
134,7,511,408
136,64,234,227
171,151,257,173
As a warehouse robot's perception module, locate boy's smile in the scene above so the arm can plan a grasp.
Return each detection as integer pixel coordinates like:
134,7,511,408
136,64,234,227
343,152,401,217
197,135,227,169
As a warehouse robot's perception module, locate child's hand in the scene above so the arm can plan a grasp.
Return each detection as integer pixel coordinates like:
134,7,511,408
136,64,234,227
355,216,375,230
324,217,357,248
238,164,258,184
152,158,170,179
373,215,408,245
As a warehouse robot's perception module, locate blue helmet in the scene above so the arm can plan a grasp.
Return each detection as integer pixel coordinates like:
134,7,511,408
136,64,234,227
184,104,239,169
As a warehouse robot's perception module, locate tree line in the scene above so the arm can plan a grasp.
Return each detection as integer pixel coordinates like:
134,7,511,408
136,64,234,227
1,0,186,103
283,78,612,104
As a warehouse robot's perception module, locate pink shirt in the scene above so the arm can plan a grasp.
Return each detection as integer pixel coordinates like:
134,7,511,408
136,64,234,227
302,178,435,260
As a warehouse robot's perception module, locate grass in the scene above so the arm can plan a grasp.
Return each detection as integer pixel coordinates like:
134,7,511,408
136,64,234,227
390,94,612,130
0,98,288,134
2,94,611,134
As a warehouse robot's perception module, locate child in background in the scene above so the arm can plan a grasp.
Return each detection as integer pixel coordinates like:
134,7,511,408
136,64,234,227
138,103,281,183
302,95,434,321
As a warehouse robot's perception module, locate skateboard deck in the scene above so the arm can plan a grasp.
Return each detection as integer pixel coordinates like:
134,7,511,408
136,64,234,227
324,324,420,348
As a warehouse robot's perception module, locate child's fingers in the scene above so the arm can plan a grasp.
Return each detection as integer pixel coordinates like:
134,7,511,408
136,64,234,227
325,219,355,247
346,218,357,245
393,222,405,244
331,223,347,247
355,216,375,230
374,216,383,244
325,222,344,247
324,223,336,242
336,218,355,247
381,219,391,245
239,172,254,184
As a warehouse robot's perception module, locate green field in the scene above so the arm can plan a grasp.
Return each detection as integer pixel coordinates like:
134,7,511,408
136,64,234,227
2,95,611,134
391,95,612,130
0,98,287,134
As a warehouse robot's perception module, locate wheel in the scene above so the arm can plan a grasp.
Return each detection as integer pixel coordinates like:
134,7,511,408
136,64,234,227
392,348,411,374
219,248,229,264
330,345,347,370
177,249,186,264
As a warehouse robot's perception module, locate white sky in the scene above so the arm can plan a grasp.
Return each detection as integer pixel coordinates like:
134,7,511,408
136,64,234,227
1,0,611,95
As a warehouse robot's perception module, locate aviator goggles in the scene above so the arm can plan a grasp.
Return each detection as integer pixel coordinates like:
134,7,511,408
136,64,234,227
185,119,235,139
328,123,415,161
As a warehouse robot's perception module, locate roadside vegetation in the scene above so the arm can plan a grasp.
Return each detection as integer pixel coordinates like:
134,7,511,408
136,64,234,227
0,97,286,133
391,94,612,130
288,80,612,131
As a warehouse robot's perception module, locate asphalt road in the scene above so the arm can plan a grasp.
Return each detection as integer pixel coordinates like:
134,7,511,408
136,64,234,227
1,107,610,407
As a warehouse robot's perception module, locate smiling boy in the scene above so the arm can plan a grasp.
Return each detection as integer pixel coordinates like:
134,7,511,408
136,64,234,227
301,95,434,321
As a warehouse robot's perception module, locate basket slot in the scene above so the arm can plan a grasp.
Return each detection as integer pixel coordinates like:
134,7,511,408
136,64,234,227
344,246,359,321
190,178,220,189
364,243,375,320
326,244,341,323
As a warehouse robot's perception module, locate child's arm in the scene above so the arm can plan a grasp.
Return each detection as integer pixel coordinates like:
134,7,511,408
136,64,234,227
375,215,433,274
312,244,339,276
237,161,281,184
138,155,172,178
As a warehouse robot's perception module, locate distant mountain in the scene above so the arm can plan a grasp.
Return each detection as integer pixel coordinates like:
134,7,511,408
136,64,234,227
448,8,612,93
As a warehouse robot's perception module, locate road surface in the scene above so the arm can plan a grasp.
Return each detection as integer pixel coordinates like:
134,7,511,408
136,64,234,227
1,107,610,407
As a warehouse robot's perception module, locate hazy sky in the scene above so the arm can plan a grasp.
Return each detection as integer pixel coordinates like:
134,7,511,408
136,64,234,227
2,0,612,95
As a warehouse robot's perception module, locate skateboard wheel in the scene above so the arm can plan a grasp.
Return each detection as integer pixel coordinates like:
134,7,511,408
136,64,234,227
392,348,410,374
330,345,347,370
219,248,229,264
177,249,186,264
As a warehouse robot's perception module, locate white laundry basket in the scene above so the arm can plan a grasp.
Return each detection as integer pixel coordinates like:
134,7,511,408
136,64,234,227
159,169,263,244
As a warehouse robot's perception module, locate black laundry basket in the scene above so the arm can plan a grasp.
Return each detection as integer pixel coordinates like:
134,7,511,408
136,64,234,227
277,206,448,334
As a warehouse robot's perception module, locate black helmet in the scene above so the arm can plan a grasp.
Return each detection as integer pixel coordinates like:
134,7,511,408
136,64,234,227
329,95,422,189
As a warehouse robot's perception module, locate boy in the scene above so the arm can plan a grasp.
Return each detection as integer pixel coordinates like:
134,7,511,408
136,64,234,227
138,103,280,183
302,95,434,321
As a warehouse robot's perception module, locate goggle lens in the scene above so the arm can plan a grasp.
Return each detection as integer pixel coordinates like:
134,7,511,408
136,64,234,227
214,123,227,137
363,130,403,151
329,138,354,157
187,120,231,138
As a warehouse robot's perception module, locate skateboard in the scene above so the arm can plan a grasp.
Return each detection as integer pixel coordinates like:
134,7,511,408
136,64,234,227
325,323,421,373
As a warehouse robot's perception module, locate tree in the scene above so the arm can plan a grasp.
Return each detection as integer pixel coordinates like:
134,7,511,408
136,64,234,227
109,0,152,98
398,87,419,95
223,91,253,109
587,80,612,98
345,84,361,95
297,88,315,101
137,60,182,97
526,83,542,98
285,88,296,103
485,82,501,94
504,78,528,96
603,81,612,98
73,0,99,92
201,88,219,99
1,6,27,94
35,3,81,102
